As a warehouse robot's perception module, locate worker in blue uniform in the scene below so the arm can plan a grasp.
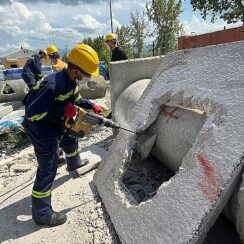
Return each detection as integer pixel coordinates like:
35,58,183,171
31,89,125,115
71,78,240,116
21,50,47,89
22,44,103,227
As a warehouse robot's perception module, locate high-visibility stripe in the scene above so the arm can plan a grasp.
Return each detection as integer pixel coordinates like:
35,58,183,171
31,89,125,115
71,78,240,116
74,86,80,95
76,94,82,101
32,189,51,198
28,112,47,122
55,89,74,101
66,148,80,158
33,77,44,90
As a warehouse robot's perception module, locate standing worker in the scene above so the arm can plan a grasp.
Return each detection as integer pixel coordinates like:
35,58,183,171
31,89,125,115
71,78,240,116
21,50,47,89
22,44,103,227
105,33,128,62
46,45,67,72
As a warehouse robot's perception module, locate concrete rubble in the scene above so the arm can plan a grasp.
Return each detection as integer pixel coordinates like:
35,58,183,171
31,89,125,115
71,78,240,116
94,41,244,243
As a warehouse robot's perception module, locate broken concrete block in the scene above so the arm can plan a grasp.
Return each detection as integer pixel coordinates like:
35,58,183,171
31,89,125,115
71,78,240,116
76,145,107,176
94,41,244,244
78,75,106,99
109,57,163,113
0,79,27,103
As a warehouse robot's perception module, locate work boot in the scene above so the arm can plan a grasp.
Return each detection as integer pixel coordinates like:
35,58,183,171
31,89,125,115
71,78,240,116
66,159,89,172
34,212,67,227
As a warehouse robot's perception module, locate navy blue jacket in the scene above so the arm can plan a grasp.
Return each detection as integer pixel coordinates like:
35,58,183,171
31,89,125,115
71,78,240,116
22,54,43,82
23,69,94,127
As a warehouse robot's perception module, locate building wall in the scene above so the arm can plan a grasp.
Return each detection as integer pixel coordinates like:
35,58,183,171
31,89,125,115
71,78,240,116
3,57,51,69
178,26,244,50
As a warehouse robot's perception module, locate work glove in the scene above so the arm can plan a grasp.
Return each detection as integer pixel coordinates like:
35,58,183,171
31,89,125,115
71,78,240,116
64,103,77,118
92,104,103,114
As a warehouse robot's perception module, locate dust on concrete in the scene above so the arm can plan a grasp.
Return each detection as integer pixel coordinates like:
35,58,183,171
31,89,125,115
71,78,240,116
0,87,121,244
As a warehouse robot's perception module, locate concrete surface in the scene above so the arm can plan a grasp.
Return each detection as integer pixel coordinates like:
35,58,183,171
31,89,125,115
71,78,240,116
0,80,27,103
0,106,24,123
94,41,244,244
114,79,206,171
79,75,106,99
109,57,163,114
0,101,23,119
76,145,107,176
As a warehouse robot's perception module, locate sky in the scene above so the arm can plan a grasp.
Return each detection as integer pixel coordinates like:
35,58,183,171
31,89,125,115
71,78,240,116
0,0,242,56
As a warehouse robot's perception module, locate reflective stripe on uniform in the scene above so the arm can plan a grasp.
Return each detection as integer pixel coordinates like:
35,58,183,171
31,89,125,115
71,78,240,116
74,85,82,101
33,77,45,90
66,148,80,158
74,86,79,95
28,112,48,122
32,189,51,198
55,89,74,101
76,94,82,101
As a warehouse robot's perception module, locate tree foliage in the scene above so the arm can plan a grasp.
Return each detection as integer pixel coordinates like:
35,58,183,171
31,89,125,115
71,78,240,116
146,0,183,55
190,0,244,25
81,35,110,72
115,25,134,58
129,11,148,58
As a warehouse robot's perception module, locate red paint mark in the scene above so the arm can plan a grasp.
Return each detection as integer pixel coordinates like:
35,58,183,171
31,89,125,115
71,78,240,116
197,152,223,203
160,107,178,122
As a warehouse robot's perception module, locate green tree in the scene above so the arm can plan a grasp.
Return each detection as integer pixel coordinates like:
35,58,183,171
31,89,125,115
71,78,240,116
129,11,148,58
146,0,183,55
190,0,244,25
82,36,110,72
115,25,134,58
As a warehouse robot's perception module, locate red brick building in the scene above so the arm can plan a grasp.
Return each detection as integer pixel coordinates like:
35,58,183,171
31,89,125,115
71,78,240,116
178,26,244,50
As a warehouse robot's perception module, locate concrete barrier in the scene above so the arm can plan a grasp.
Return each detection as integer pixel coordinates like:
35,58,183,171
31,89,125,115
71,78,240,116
94,41,244,243
109,57,163,113
0,80,27,103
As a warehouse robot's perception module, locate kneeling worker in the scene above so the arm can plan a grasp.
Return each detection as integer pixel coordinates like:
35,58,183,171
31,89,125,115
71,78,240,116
22,44,103,227
21,50,47,89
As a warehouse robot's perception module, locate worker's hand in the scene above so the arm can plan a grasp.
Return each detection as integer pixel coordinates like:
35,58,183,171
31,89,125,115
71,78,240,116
64,103,77,118
92,104,103,114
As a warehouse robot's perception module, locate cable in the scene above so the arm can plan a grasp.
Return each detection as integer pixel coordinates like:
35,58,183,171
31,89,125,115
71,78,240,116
0,172,36,206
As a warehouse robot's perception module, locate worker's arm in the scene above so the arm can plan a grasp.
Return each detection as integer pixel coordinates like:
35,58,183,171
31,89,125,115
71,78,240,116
74,86,103,113
33,55,43,78
75,97,94,109
25,84,64,123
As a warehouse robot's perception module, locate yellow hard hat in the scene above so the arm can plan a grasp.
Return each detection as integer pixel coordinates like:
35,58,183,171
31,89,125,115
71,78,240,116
46,45,58,55
66,44,99,76
105,33,117,41
39,50,47,56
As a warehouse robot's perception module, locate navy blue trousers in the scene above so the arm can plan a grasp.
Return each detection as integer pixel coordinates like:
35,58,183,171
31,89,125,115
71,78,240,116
24,122,80,222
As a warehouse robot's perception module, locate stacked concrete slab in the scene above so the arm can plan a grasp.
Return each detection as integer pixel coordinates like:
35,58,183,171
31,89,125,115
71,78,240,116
0,101,23,119
94,41,244,243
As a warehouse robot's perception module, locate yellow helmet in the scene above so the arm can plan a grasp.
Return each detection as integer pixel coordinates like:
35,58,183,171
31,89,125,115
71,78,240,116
39,50,47,56
66,44,99,76
46,45,58,55
105,33,117,41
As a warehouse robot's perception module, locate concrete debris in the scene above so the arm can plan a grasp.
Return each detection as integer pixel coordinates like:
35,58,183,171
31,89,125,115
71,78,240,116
122,152,174,203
